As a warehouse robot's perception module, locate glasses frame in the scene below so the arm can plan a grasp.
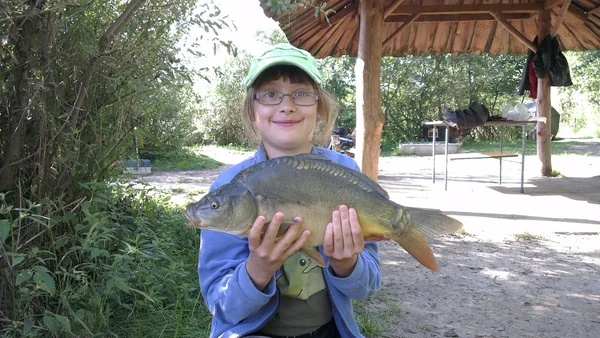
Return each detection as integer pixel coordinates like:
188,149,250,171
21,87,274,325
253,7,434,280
254,91,319,106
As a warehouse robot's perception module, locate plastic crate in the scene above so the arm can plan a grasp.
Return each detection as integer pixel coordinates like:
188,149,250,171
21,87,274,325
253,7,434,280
123,159,152,175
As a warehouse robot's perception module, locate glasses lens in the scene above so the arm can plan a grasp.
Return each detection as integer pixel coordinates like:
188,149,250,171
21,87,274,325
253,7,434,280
257,92,282,105
293,93,317,106
256,91,317,106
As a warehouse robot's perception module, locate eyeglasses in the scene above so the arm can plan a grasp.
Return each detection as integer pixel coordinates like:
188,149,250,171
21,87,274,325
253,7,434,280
254,91,319,106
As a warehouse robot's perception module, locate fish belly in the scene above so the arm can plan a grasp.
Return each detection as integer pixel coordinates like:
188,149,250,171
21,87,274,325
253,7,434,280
256,199,397,247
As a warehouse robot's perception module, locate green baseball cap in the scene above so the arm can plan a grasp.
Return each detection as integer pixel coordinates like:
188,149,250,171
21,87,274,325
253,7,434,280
245,43,322,89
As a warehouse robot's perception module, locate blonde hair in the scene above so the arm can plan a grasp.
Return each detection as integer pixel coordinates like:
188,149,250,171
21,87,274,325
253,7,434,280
241,65,339,146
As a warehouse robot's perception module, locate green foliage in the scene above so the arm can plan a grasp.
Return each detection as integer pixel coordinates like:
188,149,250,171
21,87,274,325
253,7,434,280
284,53,526,146
0,0,235,198
140,148,223,171
553,51,600,137
319,55,357,133
0,184,209,337
380,54,525,144
193,30,288,146
265,0,335,19
195,54,252,145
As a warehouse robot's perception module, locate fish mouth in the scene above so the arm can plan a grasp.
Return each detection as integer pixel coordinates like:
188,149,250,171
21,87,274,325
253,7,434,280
187,219,202,229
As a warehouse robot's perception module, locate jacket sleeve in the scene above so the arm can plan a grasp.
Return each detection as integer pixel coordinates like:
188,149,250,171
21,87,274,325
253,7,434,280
199,230,279,325
198,166,279,326
323,242,382,300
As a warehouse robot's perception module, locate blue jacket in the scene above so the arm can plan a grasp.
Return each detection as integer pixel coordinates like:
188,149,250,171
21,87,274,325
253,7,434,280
198,145,382,338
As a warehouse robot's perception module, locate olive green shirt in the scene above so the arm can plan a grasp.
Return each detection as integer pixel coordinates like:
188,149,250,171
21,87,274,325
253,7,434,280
260,252,333,336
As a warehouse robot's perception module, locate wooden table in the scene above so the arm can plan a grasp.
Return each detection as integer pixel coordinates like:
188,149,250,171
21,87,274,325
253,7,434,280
424,117,547,193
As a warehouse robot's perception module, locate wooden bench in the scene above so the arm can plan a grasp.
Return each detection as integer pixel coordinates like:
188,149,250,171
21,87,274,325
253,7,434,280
450,152,518,161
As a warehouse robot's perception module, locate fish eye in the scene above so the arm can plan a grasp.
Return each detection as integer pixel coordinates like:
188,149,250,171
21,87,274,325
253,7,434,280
210,201,219,209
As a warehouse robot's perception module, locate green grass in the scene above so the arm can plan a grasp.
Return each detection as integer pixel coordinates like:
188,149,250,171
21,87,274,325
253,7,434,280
353,293,405,337
220,143,256,152
140,149,223,171
456,227,471,236
514,232,547,241
112,296,212,338
460,139,597,156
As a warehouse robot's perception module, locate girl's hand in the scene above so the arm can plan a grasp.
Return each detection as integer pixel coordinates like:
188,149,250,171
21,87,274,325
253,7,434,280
245,212,310,291
323,205,364,277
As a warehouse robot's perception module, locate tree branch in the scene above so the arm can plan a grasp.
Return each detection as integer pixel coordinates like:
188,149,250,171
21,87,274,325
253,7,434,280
68,0,148,128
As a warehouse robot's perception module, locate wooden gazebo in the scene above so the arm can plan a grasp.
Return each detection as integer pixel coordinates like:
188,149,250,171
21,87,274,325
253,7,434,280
259,0,600,180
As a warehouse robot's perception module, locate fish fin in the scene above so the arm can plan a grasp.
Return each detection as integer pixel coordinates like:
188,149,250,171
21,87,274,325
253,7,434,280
405,208,463,237
262,220,300,238
393,227,439,272
300,247,326,268
291,153,330,161
364,234,389,242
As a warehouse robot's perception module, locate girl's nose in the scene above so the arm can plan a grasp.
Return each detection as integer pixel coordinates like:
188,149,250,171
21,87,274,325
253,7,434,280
279,95,296,113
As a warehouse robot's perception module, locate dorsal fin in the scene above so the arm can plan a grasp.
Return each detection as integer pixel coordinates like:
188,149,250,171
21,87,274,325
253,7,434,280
277,155,390,199
230,154,389,199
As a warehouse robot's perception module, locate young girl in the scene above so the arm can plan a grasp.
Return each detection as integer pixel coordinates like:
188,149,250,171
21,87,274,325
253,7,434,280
198,43,381,338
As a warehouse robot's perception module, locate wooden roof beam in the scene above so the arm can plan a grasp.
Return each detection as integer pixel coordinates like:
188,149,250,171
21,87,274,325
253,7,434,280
383,14,420,47
385,13,532,23
586,5,600,17
490,11,537,51
567,5,589,22
544,0,564,10
321,2,358,28
384,0,409,18
567,6,600,41
388,3,544,15
551,0,572,36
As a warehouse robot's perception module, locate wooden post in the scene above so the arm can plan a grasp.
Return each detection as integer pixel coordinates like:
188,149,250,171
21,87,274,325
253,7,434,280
536,9,552,176
356,0,385,181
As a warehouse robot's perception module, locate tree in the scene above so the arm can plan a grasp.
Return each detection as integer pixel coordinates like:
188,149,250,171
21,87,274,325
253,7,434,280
554,51,600,136
193,29,288,145
379,54,525,145
0,2,234,331
0,0,233,197
319,55,356,132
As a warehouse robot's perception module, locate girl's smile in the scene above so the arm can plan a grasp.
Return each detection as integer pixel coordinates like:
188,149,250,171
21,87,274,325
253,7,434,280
253,78,319,158
272,119,300,126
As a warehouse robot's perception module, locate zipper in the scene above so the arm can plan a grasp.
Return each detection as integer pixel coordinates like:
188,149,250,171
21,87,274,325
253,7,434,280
323,271,353,338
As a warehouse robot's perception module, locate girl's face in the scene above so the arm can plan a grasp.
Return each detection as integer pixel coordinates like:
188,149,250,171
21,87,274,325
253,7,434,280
253,77,319,158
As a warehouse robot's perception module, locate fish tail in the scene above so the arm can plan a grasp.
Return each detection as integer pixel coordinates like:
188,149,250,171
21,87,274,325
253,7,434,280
392,207,463,272
406,207,463,236
393,227,439,272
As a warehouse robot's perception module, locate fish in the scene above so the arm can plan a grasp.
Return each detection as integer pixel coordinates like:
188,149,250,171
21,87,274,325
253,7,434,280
185,154,463,272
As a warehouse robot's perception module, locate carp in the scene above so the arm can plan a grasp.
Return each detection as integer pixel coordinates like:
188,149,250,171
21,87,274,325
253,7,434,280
185,154,462,271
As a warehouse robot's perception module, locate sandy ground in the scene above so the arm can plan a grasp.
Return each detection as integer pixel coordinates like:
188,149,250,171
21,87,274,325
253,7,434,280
139,141,600,338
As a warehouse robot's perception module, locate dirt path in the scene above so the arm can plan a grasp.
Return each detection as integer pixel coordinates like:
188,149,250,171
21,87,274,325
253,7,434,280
373,148,600,338
142,142,600,338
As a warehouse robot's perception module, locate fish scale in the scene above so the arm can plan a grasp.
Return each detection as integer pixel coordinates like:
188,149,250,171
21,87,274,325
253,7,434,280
186,153,463,272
